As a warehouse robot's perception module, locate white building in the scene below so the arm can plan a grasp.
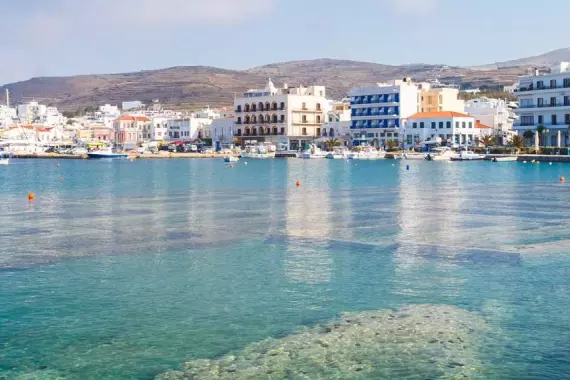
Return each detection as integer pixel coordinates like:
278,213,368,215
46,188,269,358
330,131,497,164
211,118,236,146
17,101,64,127
0,105,17,130
122,101,144,111
350,78,419,147
403,111,492,147
320,100,351,145
150,116,171,141
234,78,330,151
514,62,570,147
465,97,517,144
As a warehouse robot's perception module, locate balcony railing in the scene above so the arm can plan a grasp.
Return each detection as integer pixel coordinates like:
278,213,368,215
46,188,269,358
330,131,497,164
519,103,570,109
235,109,242,113
515,84,570,92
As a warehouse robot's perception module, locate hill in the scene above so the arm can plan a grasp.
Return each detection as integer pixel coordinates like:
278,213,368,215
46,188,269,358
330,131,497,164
0,54,558,111
474,48,570,69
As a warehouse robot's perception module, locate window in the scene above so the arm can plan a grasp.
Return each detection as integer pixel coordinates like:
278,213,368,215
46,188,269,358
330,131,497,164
272,115,277,123
413,122,417,129
302,115,307,123
439,122,444,129
316,128,321,135
446,121,451,129
538,98,544,107
302,128,307,135
280,115,285,123
564,78,570,88
237,105,242,112
245,104,250,112
329,116,333,122
455,121,459,128
280,102,285,110
237,117,242,124
316,115,321,123
272,102,278,110
552,115,557,125
431,122,436,129
302,102,307,110
550,79,557,88
537,81,544,89
566,114,570,124
462,122,466,128
252,104,257,112
420,122,424,128
538,115,543,124
550,97,557,106
468,122,473,129
316,103,321,111
280,127,285,135
521,116,534,126
565,96,570,106
428,96,433,105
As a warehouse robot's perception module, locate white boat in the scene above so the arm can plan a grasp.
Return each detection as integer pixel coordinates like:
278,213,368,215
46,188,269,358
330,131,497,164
0,152,9,165
450,150,485,161
87,147,129,159
349,146,386,160
301,144,327,159
403,153,427,160
425,147,454,161
241,143,275,159
326,148,349,159
492,156,518,162
224,156,239,163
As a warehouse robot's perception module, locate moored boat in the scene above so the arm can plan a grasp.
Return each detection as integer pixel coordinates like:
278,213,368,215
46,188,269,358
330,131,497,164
224,156,239,163
241,143,275,159
301,144,327,159
450,150,485,161
492,156,518,162
403,153,427,160
425,147,454,161
0,152,10,165
87,147,129,159
349,146,386,160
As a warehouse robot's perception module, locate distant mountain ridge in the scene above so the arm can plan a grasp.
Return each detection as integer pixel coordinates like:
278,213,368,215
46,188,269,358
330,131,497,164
1,49,568,111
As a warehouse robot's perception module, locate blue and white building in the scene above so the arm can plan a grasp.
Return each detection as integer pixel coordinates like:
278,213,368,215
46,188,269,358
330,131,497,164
349,78,419,146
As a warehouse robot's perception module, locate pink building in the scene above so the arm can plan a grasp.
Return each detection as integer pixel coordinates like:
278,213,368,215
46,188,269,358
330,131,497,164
113,115,150,146
92,126,113,142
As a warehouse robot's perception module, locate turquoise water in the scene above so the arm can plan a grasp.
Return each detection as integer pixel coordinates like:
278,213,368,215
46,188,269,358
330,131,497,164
1,158,570,379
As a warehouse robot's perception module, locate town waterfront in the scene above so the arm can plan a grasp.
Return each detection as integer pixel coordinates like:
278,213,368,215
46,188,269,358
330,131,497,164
2,159,570,379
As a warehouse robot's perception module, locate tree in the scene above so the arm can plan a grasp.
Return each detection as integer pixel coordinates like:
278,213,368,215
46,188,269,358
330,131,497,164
323,138,341,151
523,130,534,140
509,135,525,154
536,125,546,146
385,139,399,151
476,135,497,148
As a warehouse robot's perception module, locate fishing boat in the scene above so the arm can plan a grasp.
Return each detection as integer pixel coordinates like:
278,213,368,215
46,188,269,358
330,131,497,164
349,146,386,160
492,156,518,162
450,150,485,161
224,156,239,163
87,147,129,159
301,144,327,159
425,147,454,161
241,143,275,159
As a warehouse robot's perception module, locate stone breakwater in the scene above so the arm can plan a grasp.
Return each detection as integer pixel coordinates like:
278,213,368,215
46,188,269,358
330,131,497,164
157,304,490,380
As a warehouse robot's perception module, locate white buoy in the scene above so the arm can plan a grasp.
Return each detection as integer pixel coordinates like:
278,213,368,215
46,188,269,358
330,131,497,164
549,162,553,165
244,162,248,165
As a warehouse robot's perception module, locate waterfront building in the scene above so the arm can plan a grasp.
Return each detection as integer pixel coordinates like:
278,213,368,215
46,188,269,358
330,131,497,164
234,78,330,151
0,105,18,130
350,78,419,146
211,117,236,147
93,104,121,128
321,100,351,146
465,97,517,144
403,111,492,147
91,125,113,142
17,102,65,127
113,115,151,147
150,116,171,142
514,62,570,147
417,83,465,113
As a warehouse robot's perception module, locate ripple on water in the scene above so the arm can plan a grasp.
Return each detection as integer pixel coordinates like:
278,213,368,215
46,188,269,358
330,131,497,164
157,304,491,380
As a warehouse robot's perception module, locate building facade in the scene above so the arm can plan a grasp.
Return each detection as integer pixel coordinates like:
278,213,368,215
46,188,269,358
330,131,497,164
418,85,465,113
349,79,419,146
514,62,570,147
234,78,329,151
211,118,236,147
465,97,517,144
113,115,151,147
403,111,491,147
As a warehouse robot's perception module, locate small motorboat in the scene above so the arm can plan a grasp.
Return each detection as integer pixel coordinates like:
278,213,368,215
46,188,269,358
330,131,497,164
492,156,518,162
0,151,12,165
450,150,485,161
87,147,129,159
426,147,454,161
301,144,327,159
403,153,427,160
349,146,386,160
325,148,349,159
224,156,239,163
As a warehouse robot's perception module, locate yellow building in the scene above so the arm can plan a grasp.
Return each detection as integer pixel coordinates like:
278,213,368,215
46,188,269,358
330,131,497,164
417,85,465,114
78,129,93,140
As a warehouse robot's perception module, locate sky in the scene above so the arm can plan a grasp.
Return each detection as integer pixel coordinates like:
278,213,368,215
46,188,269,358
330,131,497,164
0,0,568,85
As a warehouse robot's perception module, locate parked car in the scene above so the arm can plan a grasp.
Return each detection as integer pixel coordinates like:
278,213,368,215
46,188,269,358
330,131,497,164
44,147,56,153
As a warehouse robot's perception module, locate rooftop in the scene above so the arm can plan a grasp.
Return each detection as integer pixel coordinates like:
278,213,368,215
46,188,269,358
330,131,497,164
408,111,471,120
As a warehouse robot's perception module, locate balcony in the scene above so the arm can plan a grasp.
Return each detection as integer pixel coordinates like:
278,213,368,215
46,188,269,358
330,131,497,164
519,103,570,109
292,108,322,113
234,108,243,113
515,84,570,92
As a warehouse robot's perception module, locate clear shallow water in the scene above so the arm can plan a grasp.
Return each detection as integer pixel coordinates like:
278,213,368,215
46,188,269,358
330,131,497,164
1,159,570,379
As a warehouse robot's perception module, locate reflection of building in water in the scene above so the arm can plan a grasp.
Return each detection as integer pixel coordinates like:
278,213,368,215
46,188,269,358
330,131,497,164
281,160,353,284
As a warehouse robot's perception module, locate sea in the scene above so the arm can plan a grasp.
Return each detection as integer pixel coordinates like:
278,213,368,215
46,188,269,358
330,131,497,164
1,158,570,379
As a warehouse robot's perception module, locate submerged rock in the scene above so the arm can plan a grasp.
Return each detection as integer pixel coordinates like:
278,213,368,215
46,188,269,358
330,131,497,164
156,305,489,380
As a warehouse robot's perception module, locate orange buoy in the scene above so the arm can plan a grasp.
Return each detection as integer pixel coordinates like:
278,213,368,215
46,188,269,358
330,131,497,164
296,180,302,187
560,176,565,183
28,192,35,201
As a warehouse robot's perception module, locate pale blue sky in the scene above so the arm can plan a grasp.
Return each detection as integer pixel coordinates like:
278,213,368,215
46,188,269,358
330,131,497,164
0,0,567,84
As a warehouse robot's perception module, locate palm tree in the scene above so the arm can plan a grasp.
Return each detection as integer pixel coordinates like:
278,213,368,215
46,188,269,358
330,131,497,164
509,135,525,154
523,129,534,143
536,125,546,146
477,135,497,148
370,138,380,148
385,139,399,151
323,138,341,151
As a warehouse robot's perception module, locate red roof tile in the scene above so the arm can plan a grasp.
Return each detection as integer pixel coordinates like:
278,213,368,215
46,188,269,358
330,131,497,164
408,111,472,120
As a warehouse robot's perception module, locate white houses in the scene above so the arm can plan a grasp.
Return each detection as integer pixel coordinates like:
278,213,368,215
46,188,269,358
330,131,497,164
234,78,330,151
321,100,351,145
211,118,236,147
403,111,492,147
514,62,570,147
0,105,17,130
465,97,517,144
